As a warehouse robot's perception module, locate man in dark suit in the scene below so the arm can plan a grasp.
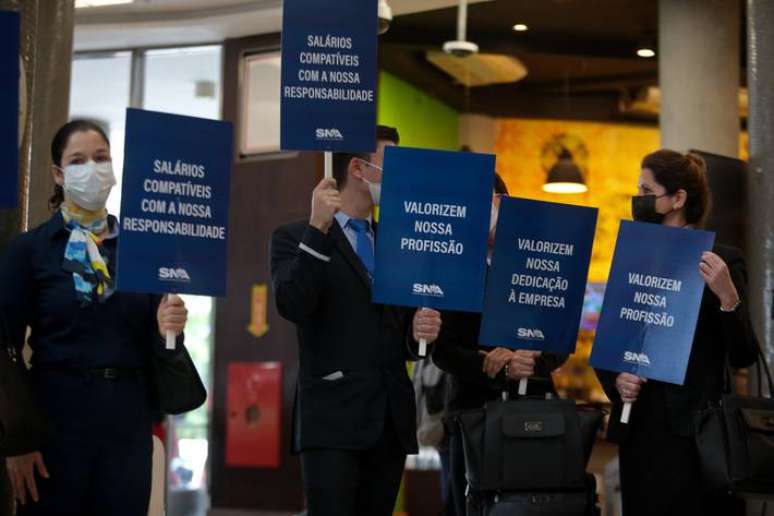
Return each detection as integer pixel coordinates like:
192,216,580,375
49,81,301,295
270,125,443,516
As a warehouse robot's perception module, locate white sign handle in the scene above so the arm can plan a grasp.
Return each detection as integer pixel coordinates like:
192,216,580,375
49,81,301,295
418,338,427,358
165,293,179,350
518,377,528,396
417,307,430,358
621,401,633,424
165,330,176,350
324,151,333,179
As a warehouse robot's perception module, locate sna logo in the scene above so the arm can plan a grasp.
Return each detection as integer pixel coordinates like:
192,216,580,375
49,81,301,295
623,351,651,366
158,267,191,282
412,283,445,297
517,328,545,340
315,128,344,140
524,421,544,433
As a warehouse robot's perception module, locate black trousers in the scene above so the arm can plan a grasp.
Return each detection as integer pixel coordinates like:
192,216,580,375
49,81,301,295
0,469,12,516
18,370,153,516
619,424,744,516
448,431,467,516
301,418,407,516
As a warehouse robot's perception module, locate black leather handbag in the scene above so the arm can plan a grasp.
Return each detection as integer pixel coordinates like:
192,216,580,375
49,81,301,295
453,397,604,493
452,395,604,516
0,315,54,456
694,348,774,496
149,343,207,415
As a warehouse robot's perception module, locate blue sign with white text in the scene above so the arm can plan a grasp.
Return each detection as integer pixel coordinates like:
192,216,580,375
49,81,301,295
1,11,19,208
280,0,377,152
479,198,597,353
589,221,715,385
116,108,233,297
372,147,494,312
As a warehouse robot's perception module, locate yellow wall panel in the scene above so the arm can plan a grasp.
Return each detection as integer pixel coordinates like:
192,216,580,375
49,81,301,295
495,118,750,402
494,119,660,282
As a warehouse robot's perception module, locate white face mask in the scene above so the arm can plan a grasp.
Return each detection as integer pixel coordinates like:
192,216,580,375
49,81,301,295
358,159,383,206
490,202,499,234
364,179,381,206
61,160,116,211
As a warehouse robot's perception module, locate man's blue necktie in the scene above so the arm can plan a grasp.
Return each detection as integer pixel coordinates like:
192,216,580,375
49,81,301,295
348,219,375,280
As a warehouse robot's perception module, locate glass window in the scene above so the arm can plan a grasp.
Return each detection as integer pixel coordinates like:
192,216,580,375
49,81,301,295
143,46,222,120
240,52,281,154
69,51,131,216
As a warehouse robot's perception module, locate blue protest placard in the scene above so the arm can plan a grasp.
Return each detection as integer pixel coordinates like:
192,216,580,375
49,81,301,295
280,0,377,152
479,197,598,354
589,221,715,385
116,108,233,297
372,147,494,312
0,11,20,209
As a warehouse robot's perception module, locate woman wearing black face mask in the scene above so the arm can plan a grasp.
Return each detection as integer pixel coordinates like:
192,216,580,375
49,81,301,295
594,150,759,516
0,120,190,515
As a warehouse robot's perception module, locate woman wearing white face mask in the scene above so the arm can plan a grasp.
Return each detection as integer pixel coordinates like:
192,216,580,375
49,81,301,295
0,120,189,515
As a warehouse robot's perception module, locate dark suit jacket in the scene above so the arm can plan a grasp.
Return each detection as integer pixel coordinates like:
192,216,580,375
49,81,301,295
270,220,419,454
432,309,568,412
596,244,760,441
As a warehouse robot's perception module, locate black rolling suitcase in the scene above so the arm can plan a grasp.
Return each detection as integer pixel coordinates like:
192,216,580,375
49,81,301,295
452,394,604,516
465,473,600,516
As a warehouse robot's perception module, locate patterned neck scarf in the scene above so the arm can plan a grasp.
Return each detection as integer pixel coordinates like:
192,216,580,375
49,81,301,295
61,202,114,304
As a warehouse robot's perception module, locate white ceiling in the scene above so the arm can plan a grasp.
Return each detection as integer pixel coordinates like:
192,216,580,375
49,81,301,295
74,0,492,52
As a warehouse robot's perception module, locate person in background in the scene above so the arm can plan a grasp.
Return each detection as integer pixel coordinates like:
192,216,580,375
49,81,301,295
270,125,443,516
412,357,451,515
432,173,568,516
0,120,189,516
594,150,759,516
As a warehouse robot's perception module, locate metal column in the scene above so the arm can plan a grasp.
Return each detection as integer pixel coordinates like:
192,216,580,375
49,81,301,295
747,1,774,376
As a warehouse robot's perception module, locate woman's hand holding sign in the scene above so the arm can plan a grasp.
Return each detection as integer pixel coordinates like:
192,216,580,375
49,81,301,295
413,308,442,356
508,350,541,379
310,178,342,234
158,294,188,344
699,252,740,310
479,348,541,395
479,348,513,379
616,372,646,403
478,348,541,378
616,372,647,423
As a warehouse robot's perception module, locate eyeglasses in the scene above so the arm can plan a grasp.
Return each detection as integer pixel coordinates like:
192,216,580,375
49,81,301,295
356,158,383,172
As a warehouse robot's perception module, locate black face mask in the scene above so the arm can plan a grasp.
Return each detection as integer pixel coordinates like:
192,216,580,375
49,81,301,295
631,194,667,224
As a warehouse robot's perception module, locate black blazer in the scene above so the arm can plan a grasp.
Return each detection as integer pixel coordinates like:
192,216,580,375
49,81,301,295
596,244,760,441
270,220,419,454
432,309,568,413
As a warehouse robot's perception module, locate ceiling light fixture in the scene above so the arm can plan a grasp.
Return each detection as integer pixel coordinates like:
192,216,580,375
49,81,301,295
75,0,133,7
542,148,588,194
635,35,657,58
443,0,479,58
513,24,529,32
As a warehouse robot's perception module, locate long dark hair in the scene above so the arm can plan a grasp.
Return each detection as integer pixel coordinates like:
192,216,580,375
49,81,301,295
641,149,711,227
49,120,110,211
494,172,509,195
